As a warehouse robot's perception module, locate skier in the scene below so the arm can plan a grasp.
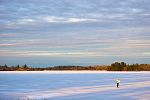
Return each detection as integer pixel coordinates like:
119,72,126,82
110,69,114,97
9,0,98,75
116,79,120,88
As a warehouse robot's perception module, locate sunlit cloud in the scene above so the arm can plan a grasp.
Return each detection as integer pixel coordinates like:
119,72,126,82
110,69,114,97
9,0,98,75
143,52,150,56
0,43,17,47
0,48,149,59
0,50,96,57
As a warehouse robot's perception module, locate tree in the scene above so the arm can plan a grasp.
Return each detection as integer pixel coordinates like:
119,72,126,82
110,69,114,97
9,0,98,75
17,64,20,69
23,64,28,69
4,64,8,68
108,62,125,71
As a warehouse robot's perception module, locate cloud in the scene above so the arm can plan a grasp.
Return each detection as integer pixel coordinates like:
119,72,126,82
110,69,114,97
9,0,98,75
24,51,95,57
0,33,16,37
0,50,96,57
142,52,150,56
0,26,149,52
1,46,149,58
0,0,150,66
0,43,16,47
42,16,98,23
16,18,35,24
8,18,36,26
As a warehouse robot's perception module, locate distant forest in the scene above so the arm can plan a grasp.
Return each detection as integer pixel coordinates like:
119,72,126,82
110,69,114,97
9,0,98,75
0,62,150,71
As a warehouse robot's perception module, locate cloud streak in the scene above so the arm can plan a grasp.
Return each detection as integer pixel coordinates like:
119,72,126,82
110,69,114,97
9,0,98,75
42,16,98,23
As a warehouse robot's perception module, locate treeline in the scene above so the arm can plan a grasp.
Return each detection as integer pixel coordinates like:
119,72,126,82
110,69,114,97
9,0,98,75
0,64,108,71
0,62,150,71
107,62,150,71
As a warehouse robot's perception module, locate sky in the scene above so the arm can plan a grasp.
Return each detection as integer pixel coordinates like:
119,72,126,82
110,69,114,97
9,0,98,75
0,0,150,67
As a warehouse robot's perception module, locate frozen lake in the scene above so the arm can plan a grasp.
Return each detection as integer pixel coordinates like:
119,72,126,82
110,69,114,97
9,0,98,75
0,71,150,100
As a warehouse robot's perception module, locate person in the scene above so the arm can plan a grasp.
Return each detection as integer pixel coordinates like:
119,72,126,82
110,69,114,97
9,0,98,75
116,79,120,88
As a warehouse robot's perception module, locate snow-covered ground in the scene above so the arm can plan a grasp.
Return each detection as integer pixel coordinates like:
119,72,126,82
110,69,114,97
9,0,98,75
0,71,150,100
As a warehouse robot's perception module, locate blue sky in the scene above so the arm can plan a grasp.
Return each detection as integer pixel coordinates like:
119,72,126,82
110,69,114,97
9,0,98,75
0,0,150,67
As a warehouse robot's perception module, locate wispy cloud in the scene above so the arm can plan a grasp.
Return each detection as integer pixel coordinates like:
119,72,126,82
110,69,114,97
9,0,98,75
0,33,16,37
37,16,99,23
16,18,35,24
0,43,16,47
0,50,96,57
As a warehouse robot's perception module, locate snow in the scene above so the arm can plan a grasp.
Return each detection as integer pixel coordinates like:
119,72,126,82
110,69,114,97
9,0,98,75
0,71,150,100
0,71,150,74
